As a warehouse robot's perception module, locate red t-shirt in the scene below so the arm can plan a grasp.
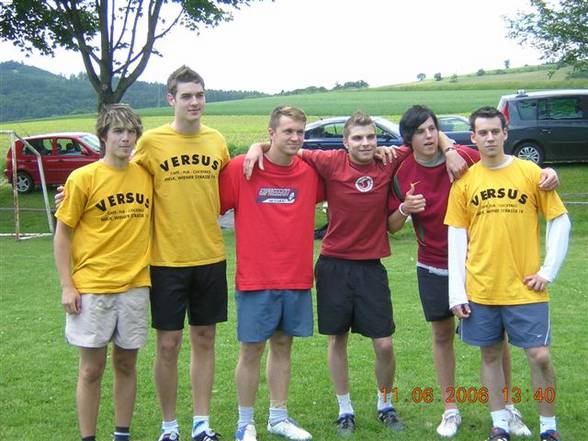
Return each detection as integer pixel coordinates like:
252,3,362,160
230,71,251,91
220,155,323,291
388,146,480,268
301,148,409,260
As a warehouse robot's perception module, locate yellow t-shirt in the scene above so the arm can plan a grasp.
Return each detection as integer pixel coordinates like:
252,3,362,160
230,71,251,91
133,124,230,266
55,161,152,293
444,158,567,305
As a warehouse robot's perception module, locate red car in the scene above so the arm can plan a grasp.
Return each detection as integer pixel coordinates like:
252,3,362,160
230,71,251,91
4,132,101,193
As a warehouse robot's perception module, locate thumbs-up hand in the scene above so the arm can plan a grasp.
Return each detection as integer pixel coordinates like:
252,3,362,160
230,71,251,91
402,182,426,214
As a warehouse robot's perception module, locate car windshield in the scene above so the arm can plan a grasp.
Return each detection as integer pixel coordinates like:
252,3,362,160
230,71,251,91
374,118,400,134
81,134,101,152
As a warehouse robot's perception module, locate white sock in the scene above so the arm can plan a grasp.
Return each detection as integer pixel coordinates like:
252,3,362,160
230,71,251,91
269,407,288,426
540,415,557,433
336,393,354,417
491,409,510,432
161,420,179,434
238,406,254,429
192,416,210,436
377,388,395,411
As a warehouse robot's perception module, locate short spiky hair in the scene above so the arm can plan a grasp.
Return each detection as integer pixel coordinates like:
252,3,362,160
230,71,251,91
96,103,143,157
167,65,205,97
343,110,375,138
469,106,507,131
268,106,307,130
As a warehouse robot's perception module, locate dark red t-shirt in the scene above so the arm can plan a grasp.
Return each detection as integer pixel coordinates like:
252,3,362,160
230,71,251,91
388,146,480,268
301,148,409,260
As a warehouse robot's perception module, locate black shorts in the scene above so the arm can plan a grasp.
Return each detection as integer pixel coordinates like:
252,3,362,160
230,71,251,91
315,255,395,338
416,266,453,322
150,261,228,330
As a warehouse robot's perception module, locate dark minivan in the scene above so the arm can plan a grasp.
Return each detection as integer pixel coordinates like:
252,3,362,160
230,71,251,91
498,90,588,165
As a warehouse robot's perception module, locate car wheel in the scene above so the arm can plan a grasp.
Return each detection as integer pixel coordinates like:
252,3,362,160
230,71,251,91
15,171,34,193
514,143,544,165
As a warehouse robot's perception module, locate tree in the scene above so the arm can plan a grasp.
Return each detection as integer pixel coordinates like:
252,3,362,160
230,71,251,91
476,68,486,76
434,72,442,81
450,74,458,83
0,0,258,109
416,72,426,81
504,59,511,69
505,0,588,73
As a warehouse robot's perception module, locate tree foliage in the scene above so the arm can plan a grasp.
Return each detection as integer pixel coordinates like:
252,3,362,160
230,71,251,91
416,72,426,81
505,0,588,73
0,0,258,109
434,72,442,81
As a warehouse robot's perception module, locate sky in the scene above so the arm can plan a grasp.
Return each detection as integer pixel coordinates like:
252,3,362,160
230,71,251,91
0,0,543,94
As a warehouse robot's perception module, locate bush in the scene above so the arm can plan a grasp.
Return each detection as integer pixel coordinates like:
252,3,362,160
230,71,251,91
476,69,486,76
434,72,442,81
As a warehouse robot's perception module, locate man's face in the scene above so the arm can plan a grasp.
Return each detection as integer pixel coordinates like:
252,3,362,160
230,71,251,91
343,124,377,165
103,125,137,161
268,116,305,157
410,116,439,161
168,81,205,123
471,116,508,159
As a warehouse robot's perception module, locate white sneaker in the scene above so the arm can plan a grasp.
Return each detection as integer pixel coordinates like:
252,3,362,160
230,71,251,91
436,409,461,437
267,418,312,440
508,407,532,436
235,423,257,441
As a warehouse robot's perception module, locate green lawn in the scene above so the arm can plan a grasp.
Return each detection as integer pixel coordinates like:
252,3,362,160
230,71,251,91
1,212,587,440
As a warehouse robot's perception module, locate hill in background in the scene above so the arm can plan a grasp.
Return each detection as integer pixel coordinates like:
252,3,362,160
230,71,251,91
0,61,268,122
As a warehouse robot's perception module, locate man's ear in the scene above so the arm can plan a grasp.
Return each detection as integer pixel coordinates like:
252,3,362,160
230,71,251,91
167,93,175,107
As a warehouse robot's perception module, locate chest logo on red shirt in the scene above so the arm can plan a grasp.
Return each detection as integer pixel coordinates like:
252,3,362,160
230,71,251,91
355,176,374,193
256,187,297,204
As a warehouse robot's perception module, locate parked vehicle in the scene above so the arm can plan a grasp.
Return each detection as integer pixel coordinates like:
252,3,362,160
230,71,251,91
438,114,476,148
4,132,101,193
304,116,403,150
498,90,588,165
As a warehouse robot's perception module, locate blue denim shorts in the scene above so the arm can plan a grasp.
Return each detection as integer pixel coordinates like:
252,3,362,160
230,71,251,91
235,289,314,343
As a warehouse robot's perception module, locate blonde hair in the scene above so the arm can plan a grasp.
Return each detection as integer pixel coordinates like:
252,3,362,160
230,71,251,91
343,110,375,138
269,106,307,130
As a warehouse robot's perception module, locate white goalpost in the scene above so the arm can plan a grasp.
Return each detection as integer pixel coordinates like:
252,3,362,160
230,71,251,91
1,130,54,240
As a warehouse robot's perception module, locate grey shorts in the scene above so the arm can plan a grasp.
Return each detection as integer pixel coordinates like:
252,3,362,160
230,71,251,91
459,301,551,348
235,289,314,343
65,287,149,349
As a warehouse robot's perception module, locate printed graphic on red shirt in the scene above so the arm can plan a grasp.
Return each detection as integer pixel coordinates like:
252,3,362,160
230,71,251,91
256,187,298,204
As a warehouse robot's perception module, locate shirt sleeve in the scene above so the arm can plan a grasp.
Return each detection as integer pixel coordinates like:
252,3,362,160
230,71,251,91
537,213,571,282
444,180,469,228
219,157,240,214
447,226,469,308
299,149,337,179
54,173,88,229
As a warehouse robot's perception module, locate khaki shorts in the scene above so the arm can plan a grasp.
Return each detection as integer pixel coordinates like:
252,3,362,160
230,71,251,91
65,287,149,349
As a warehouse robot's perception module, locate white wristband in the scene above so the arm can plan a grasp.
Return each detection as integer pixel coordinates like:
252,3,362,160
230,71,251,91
398,203,409,217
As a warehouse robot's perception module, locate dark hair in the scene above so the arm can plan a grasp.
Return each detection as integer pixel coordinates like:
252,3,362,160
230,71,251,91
343,110,375,138
399,105,439,148
469,106,507,131
167,65,205,97
96,104,143,157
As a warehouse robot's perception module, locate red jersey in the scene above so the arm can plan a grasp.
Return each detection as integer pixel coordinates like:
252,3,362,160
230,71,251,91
301,148,409,260
388,147,479,268
220,155,322,291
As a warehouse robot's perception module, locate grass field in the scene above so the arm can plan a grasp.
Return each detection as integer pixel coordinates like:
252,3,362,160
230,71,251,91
1,164,587,440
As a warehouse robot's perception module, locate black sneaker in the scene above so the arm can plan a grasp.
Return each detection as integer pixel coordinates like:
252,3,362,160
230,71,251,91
192,429,220,441
486,427,510,441
335,414,355,437
158,432,180,441
377,407,404,431
540,430,561,441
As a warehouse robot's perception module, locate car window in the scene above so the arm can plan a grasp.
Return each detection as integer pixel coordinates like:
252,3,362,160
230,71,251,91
22,139,52,156
516,100,537,121
538,97,586,120
56,138,82,155
323,123,344,138
81,134,101,152
440,117,470,132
